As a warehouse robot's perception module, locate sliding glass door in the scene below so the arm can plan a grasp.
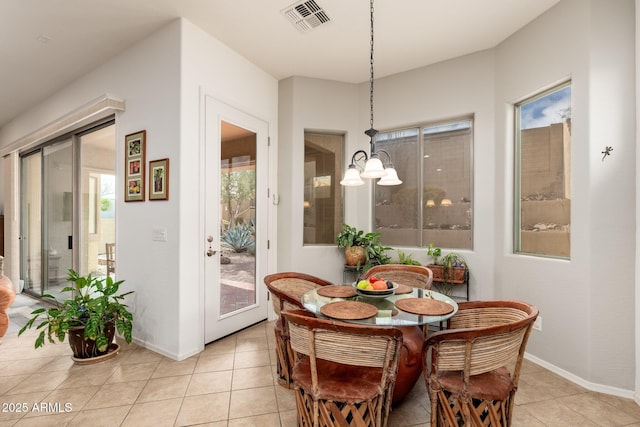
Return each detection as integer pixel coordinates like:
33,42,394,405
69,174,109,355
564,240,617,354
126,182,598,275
20,122,115,299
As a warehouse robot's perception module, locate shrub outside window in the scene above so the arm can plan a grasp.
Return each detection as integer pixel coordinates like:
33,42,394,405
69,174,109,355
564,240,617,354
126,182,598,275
515,82,571,258
374,118,473,250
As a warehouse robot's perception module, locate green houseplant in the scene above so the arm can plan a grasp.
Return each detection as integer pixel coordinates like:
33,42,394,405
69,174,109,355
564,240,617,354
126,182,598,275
426,244,468,296
19,269,134,359
336,224,391,268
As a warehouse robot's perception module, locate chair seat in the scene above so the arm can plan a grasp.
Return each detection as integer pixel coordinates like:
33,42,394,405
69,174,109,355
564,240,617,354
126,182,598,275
436,367,514,401
293,358,385,402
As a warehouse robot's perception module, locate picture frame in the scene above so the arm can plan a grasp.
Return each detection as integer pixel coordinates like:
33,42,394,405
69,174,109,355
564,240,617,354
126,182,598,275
149,158,169,201
124,130,146,202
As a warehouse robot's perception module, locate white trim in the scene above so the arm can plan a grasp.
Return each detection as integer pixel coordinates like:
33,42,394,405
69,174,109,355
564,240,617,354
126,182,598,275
0,93,124,156
525,353,635,400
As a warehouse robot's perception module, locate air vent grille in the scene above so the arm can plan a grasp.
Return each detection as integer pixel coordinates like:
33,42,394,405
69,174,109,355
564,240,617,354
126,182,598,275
282,0,331,33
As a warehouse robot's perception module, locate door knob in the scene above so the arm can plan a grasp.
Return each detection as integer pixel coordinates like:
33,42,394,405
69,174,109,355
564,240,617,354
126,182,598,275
207,248,217,257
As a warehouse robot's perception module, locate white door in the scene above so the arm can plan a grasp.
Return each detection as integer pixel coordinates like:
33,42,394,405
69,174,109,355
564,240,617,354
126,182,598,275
204,96,269,343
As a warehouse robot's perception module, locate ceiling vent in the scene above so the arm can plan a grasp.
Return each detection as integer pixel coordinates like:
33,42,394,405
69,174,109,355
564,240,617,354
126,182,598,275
282,0,331,33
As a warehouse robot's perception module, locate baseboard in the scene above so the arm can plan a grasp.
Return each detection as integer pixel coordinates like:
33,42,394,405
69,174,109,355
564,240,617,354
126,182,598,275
130,337,200,361
525,353,635,400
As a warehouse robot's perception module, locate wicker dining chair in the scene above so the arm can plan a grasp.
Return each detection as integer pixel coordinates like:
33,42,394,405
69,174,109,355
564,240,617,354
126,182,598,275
263,272,334,388
424,300,539,427
363,264,433,290
282,308,403,427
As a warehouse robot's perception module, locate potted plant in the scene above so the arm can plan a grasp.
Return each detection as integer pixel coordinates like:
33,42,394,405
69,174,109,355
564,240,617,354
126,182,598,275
337,224,371,267
426,244,468,296
19,269,134,360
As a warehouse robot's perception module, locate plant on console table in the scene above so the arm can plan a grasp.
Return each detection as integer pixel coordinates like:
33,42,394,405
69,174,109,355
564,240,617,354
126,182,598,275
427,243,468,296
337,224,391,269
19,269,134,361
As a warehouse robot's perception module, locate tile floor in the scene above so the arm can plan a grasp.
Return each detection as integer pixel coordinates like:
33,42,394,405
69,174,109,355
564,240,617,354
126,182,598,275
2,306,640,426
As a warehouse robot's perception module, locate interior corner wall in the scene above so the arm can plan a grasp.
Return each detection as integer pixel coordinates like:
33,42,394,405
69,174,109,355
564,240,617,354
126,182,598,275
0,21,184,359
277,77,360,285
179,19,278,358
495,0,636,393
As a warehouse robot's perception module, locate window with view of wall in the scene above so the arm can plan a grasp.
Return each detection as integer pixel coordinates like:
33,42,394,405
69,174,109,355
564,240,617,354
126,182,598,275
374,118,473,249
515,82,571,258
303,132,345,245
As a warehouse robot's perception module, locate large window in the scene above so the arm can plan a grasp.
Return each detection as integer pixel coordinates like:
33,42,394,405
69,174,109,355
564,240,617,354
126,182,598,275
374,118,473,249
304,132,345,244
515,82,571,258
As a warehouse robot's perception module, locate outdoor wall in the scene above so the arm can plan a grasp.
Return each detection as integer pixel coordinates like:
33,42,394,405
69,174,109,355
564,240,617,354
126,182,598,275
495,0,636,394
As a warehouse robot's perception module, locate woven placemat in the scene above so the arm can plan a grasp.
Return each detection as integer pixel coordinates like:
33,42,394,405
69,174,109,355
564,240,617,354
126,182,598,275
395,298,454,316
395,284,413,295
320,301,378,320
317,285,357,298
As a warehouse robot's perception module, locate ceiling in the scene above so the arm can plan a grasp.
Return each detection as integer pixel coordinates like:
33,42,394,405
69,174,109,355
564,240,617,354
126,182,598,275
0,0,560,130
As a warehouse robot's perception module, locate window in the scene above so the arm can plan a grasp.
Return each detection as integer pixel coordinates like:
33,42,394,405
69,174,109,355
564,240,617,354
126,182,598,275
374,118,473,249
515,82,571,258
304,132,345,244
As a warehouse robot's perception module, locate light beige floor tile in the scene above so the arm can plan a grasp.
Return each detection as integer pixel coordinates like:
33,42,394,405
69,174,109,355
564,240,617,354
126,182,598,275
36,356,75,373
232,366,274,390
0,391,50,423
186,371,233,396
235,336,269,353
229,386,278,419
520,399,600,426
594,391,640,421
233,349,271,369
121,397,182,427
278,409,297,427
175,392,230,426
557,393,638,426
388,394,430,426
137,375,190,403
227,412,282,427
107,361,159,383
67,405,131,427
274,384,296,412
0,375,29,395
83,380,146,410
195,352,235,373
22,385,99,417
512,405,548,426
151,356,197,378
11,412,76,426
119,348,164,365
202,336,237,356
4,371,70,395
56,370,114,389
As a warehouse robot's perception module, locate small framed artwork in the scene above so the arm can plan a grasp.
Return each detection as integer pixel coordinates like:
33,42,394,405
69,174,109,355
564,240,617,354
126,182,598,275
125,130,146,202
149,158,169,201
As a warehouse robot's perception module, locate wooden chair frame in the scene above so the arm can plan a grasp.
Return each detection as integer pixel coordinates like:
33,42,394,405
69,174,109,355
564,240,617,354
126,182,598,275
363,264,434,290
263,272,334,388
283,309,403,427
424,300,538,426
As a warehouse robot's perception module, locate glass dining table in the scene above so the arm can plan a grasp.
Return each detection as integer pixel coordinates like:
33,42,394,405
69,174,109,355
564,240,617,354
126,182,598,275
300,285,459,404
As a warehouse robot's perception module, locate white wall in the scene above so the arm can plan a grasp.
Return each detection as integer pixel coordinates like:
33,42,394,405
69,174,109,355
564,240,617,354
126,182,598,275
496,0,635,393
278,0,636,394
0,18,279,361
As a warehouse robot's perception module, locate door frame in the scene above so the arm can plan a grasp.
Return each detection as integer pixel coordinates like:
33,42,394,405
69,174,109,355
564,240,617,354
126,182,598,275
202,95,272,343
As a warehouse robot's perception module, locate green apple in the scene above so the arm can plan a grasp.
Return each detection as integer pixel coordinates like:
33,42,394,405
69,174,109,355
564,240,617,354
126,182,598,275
357,280,369,290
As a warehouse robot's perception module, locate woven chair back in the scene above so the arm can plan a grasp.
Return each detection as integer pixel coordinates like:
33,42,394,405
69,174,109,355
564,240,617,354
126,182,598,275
363,264,433,289
263,272,334,315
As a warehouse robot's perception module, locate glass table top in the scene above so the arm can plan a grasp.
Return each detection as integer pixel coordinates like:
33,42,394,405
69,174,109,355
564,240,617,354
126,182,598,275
301,286,458,326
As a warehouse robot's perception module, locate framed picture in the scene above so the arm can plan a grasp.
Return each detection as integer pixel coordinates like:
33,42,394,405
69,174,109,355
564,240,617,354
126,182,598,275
149,158,169,201
125,130,146,202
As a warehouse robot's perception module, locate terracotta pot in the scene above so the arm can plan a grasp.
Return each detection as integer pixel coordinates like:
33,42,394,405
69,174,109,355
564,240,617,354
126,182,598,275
428,264,467,283
344,246,366,267
68,321,115,359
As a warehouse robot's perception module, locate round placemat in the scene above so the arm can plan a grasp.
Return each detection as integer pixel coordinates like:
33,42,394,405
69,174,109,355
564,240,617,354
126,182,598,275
320,301,378,320
317,285,357,298
395,284,413,294
395,298,454,316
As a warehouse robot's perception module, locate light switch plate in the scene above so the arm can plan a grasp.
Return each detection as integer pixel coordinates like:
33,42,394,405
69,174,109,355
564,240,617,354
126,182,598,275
152,228,167,242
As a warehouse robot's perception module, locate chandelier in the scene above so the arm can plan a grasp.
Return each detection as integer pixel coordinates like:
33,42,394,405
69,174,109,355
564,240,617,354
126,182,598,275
340,0,402,187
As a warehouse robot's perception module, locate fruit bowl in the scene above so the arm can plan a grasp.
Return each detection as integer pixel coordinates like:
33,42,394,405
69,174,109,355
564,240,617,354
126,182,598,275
354,282,399,297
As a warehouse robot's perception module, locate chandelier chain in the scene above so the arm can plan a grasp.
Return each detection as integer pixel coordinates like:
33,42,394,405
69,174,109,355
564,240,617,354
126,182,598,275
369,0,375,130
